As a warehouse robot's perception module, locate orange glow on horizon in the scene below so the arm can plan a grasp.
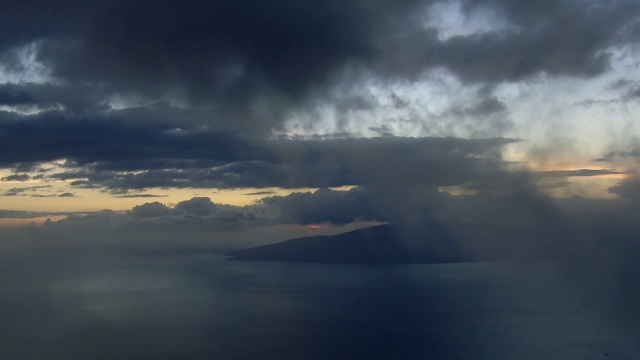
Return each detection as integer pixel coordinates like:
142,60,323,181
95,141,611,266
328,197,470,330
307,224,322,234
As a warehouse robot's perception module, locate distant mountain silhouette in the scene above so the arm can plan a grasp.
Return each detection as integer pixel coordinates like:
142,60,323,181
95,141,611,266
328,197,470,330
228,223,477,264
228,222,561,264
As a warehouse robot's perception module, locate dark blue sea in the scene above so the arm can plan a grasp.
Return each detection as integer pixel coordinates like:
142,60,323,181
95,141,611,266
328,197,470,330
1,246,637,359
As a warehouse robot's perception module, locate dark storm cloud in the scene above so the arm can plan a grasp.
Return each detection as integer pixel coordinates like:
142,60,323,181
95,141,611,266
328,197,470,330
0,0,638,184
49,162,289,191
0,82,116,114
457,0,639,79
0,110,275,168
38,136,515,191
0,84,36,105
273,136,515,188
3,1,637,110
0,1,426,137
1,1,423,106
373,0,640,84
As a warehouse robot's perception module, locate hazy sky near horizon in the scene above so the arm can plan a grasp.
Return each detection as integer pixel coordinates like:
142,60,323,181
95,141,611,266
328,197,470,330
1,0,640,232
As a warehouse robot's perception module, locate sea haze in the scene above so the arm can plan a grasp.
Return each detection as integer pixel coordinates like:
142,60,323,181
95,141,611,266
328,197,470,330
1,244,637,360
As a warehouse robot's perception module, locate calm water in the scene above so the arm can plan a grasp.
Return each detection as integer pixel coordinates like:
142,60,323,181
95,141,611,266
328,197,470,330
0,246,637,359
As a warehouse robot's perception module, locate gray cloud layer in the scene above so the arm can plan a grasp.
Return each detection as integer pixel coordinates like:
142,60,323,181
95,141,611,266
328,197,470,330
1,0,638,192
0,118,516,190
1,0,638,124
4,1,637,98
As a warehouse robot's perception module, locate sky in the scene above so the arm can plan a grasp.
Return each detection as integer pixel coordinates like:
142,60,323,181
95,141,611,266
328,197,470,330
1,0,640,239
2,2,640,354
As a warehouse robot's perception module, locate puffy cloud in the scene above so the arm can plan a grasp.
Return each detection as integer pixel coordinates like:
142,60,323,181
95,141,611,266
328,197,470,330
173,197,219,217
42,196,273,234
131,202,172,218
263,187,378,225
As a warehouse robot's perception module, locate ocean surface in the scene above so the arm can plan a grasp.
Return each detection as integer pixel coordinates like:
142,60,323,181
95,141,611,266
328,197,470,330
0,246,637,359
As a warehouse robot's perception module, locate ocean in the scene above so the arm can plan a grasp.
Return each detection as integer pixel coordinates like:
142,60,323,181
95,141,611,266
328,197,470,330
0,246,637,359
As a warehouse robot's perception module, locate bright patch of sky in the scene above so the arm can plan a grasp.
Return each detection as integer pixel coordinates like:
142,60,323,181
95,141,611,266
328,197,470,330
0,103,65,115
0,42,55,84
105,91,190,111
282,42,640,173
281,68,488,139
423,0,520,41
497,46,640,169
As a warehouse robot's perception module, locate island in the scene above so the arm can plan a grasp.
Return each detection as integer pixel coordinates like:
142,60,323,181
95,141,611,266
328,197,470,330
229,223,474,264
227,222,560,264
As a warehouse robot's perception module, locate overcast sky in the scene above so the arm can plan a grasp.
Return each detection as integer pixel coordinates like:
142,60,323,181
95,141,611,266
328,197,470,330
0,0,639,234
